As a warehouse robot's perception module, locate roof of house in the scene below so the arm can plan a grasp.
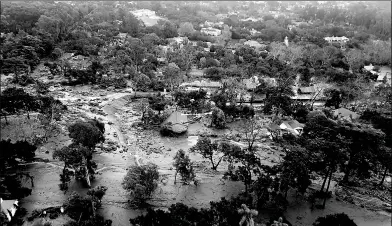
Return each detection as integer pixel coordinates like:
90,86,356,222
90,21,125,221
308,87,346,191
333,108,359,119
163,111,188,125
268,123,281,131
244,40,263,49
201,27,221,32
324,36,349,41
180,80,222,88
298,86,315,93
281,120,305,130
242,76,260,90
291,94,314,100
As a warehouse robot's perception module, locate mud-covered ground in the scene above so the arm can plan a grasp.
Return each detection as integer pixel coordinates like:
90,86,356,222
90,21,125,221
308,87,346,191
1,73,391,226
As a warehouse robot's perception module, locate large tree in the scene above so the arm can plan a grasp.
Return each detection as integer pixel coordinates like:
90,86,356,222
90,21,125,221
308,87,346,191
189,137,225,170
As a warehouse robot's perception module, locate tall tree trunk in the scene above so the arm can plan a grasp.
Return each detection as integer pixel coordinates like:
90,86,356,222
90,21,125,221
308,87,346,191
320,168,330,192
174,171,177,184
379,167,388,186
322,169,333,208
91,200,96,218
85,165,91,187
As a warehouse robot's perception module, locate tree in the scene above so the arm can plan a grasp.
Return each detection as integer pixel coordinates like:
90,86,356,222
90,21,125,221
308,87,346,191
149,94,169,114
53,143,95,190
125,38,146,72
263,70,295,116
162,63,181,91
344,49,365,73
0,139,36,199
221,141,260,194
312,213,357,226
340,122,386,183
173,149,196,185
55,120,104,188
1,87,38,120
173,89,207,113
122,163,159,205
302,113,346,208
211,107,227,129
134,73,152,92
278,145,311,198
64,188,112,225
178,22,195,36
190,137,225,170
160,20,178,38
68,120,105,150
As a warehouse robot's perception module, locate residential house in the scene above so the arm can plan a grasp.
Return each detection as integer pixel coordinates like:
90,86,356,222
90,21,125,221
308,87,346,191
241,17,261,22
242,76,260,91
244,40,266,52
333,108,359,121
201,27,222,36
180,80,223,89
131,9,156,17
249,28,259,35
268,119,305,137
297,86,316,95
260,77,277,87
180,80,223,97
168,36,189,49
324,36,349,44
280,120,305,135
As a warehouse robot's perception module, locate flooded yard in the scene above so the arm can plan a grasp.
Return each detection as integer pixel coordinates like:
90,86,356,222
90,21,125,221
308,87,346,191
3,87,390,226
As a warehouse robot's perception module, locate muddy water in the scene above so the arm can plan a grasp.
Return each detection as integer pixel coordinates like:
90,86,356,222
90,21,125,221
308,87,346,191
20,134,244,226
18,91,391,226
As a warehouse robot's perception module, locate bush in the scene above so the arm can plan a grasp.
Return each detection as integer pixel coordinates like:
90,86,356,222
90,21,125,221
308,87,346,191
211,107,226,129
122,163,160,205
313,213,357,226
51,47,63,60
99,76,127,89
130,196,247,226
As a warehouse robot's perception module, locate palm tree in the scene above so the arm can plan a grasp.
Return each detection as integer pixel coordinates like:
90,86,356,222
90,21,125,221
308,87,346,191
238,204,258,226
271,217,288,226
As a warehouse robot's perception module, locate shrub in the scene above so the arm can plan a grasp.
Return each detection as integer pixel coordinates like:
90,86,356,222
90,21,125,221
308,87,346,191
211,107,226,129
51,47,63,60
99,76,127,89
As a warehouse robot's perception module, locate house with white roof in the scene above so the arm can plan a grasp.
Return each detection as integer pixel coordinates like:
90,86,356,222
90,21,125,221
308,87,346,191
201,27,222,36
324,36,349,44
